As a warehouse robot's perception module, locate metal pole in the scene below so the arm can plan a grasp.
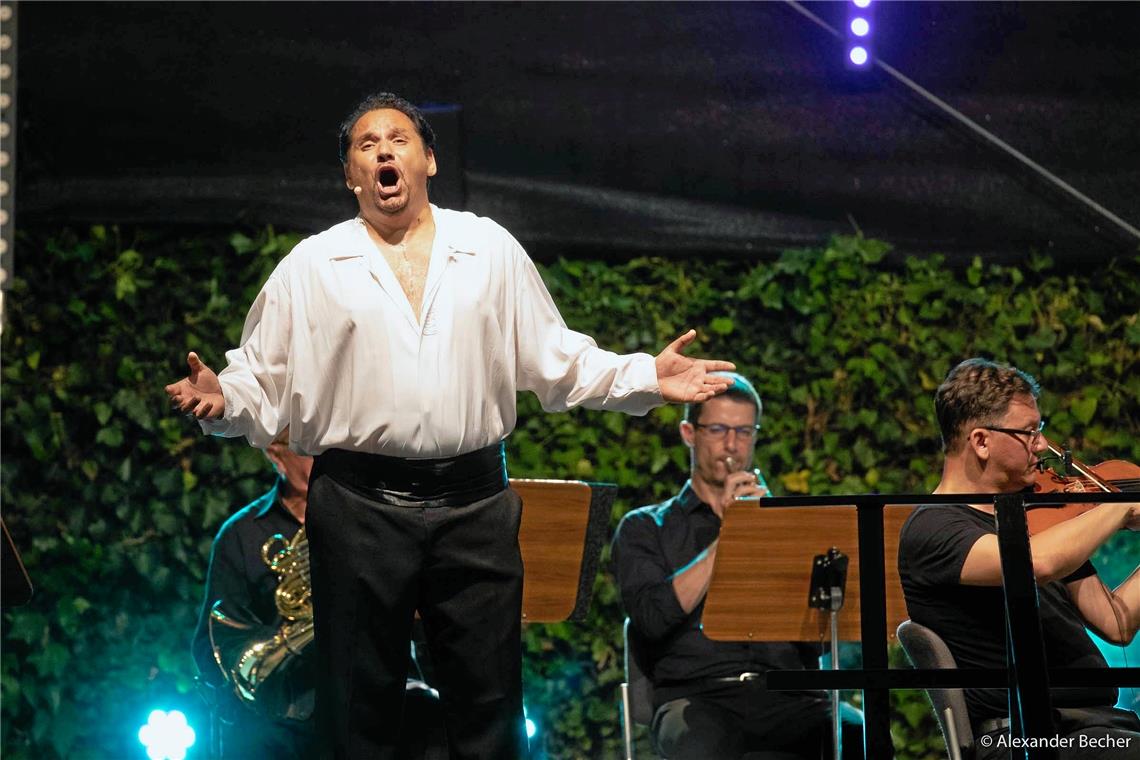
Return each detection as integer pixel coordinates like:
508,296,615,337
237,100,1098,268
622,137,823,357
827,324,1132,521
994,493,1057,760
830,609,841,760
857,501,891,759
620,683,634,760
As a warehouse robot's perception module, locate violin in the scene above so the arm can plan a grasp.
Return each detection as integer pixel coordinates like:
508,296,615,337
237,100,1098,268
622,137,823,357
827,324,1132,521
1026,436,1140,534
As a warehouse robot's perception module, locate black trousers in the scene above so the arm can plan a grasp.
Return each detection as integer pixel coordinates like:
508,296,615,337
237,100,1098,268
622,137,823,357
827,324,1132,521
651,683,863,760
306,463,528,760
217,712,317,760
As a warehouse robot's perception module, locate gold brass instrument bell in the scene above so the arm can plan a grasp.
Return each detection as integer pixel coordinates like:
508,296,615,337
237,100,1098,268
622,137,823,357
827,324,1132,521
208,527,315,721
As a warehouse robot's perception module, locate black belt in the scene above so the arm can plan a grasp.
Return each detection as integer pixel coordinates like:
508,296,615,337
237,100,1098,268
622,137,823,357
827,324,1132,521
658,672,764,690
315,442,507,508
710,672,763,684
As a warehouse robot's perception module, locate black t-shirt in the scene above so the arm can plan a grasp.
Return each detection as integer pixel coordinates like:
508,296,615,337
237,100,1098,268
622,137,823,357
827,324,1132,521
898,503,1114,724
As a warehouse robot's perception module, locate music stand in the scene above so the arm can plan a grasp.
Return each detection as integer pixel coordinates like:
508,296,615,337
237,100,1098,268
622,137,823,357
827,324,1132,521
701,503,912,642
701,501,914,759
513,479,616,623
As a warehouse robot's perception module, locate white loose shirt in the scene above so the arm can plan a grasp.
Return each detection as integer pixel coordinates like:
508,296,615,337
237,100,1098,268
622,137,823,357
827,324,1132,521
202,207,662,457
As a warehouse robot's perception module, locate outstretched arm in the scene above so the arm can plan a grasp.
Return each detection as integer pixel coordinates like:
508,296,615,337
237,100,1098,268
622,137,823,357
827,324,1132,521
655,329,735,402
959,501,1140,586
165,352,226,420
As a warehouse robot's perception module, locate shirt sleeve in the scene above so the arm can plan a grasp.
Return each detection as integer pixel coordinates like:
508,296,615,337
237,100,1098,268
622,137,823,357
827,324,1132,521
509,240,662,416
901,506,991,588
1060,559,1097,584
612,510,690,643
198,266,293,448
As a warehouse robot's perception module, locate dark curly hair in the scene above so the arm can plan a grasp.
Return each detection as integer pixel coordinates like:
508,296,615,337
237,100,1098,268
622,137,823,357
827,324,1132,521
935,358,1040,453
337,92,436,164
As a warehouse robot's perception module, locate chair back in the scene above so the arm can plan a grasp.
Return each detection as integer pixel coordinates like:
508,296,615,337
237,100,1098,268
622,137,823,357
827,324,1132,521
896,619,974,760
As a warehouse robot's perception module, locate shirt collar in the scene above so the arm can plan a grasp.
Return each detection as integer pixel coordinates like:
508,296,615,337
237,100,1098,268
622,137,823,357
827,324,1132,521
676,480,711,515
350,206,478,260
429,204,479,259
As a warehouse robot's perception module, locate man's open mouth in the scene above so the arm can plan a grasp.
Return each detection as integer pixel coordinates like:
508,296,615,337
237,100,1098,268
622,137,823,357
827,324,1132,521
377,166,400,191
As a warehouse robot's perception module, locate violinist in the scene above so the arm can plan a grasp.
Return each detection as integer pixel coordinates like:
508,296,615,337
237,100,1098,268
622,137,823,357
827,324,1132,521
898,358,1140,759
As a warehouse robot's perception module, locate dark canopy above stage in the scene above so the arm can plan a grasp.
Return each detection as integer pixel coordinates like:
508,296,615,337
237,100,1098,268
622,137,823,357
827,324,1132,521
13,2,1140,260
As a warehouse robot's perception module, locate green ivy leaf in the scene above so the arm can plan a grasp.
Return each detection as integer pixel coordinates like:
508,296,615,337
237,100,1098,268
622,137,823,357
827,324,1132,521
93,402,113,425
182,469,199,492
95,426,124,447
710,316,735,335
1071,395,1098,425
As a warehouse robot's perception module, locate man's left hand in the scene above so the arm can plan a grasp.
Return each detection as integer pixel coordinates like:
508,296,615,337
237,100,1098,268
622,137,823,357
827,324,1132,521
655,330,735,402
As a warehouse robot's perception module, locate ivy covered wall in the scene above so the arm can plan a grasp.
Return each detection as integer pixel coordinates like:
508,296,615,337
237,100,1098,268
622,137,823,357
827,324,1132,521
2,226,1136,759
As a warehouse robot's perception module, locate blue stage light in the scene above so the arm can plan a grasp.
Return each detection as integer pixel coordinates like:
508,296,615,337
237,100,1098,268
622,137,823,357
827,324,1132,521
844,0,874,70
137,709,196,760
523,702,539,740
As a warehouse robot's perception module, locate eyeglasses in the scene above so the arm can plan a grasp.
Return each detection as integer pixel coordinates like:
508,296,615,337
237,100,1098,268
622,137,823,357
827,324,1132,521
692,423,760,440
982,419,1046,445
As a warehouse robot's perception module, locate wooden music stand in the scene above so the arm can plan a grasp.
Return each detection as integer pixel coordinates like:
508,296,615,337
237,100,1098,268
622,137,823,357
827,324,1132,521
513,479,616,623
701,502,914,642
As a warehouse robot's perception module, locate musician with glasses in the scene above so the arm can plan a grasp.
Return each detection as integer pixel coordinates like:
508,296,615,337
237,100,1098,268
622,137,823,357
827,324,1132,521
898,357,1140,759
613,372,862,759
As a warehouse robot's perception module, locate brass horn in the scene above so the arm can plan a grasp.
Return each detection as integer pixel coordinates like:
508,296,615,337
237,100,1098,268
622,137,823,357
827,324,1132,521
207,527,314,721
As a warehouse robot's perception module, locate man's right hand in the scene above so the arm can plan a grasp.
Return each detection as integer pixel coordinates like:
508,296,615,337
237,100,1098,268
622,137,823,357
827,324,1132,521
716,469,767,515
165,352,226,420
1124,503,1140,532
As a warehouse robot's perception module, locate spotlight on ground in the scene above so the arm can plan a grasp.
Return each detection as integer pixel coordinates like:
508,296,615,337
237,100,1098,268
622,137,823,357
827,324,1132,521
523,703,539,740
137,709,196,760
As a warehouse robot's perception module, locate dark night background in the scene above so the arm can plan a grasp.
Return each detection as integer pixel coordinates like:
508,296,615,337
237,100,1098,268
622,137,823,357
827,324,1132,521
13,1,1140,260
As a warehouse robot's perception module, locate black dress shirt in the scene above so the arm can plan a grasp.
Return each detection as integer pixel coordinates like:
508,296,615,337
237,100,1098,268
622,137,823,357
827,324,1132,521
192,477,306,683
190,478,319,758
612,482,820,705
